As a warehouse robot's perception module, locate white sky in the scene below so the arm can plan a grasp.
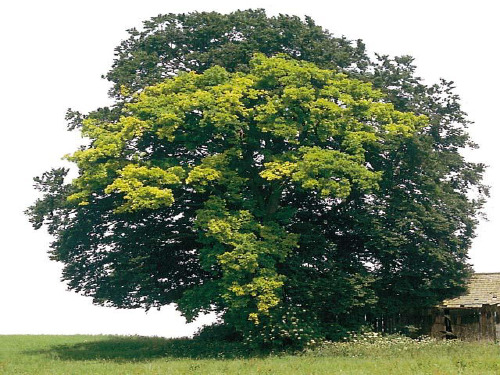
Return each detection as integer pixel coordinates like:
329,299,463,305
0,0,498,336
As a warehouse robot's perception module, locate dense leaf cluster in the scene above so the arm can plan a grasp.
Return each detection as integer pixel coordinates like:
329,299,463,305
27,10,487,348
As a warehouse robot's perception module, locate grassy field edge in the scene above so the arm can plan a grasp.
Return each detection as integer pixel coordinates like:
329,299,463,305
1,334,500,374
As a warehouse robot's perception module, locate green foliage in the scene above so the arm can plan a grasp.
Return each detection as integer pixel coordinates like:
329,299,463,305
105,9,369,99
27,10,487,348
42,55,422,338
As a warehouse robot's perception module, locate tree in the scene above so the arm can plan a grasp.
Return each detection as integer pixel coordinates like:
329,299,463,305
28,10,486,347
104,9,369,99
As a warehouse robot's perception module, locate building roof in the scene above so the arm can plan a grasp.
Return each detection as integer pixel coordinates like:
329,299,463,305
440,273,500,308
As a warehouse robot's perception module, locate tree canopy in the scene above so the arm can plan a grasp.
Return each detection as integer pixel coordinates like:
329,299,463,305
28,10,487,348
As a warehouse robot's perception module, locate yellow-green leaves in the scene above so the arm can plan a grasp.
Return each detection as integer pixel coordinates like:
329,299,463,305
68,54,425,211
194,198,298,323
185,153,227,188
248,53,425,147
384,111,428,137
127,67,254,145
250,53,331,89
186,166,222,187
63,54,428,329
104,164,184,213
259,161,297,181
261,147,381,198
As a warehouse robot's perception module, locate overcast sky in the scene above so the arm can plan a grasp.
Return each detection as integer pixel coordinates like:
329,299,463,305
1,0,498,337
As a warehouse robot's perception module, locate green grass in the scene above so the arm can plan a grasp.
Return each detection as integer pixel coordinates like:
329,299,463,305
1,334,500,374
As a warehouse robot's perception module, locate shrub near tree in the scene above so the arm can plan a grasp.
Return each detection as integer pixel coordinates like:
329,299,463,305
28,10,487,348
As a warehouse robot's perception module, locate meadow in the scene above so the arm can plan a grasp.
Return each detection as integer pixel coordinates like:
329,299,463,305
1,333,500,374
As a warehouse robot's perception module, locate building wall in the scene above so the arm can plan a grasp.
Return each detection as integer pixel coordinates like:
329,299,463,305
430,305,498,341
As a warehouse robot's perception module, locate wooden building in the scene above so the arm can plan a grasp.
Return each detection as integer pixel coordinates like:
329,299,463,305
430,273,500,341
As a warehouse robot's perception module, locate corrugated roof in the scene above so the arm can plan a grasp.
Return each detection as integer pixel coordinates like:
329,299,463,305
440,273,500,308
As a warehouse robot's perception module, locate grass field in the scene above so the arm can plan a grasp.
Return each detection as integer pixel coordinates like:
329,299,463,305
1,334,500,374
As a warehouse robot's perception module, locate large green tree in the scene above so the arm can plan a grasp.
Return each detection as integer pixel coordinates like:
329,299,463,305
28,10,486,347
